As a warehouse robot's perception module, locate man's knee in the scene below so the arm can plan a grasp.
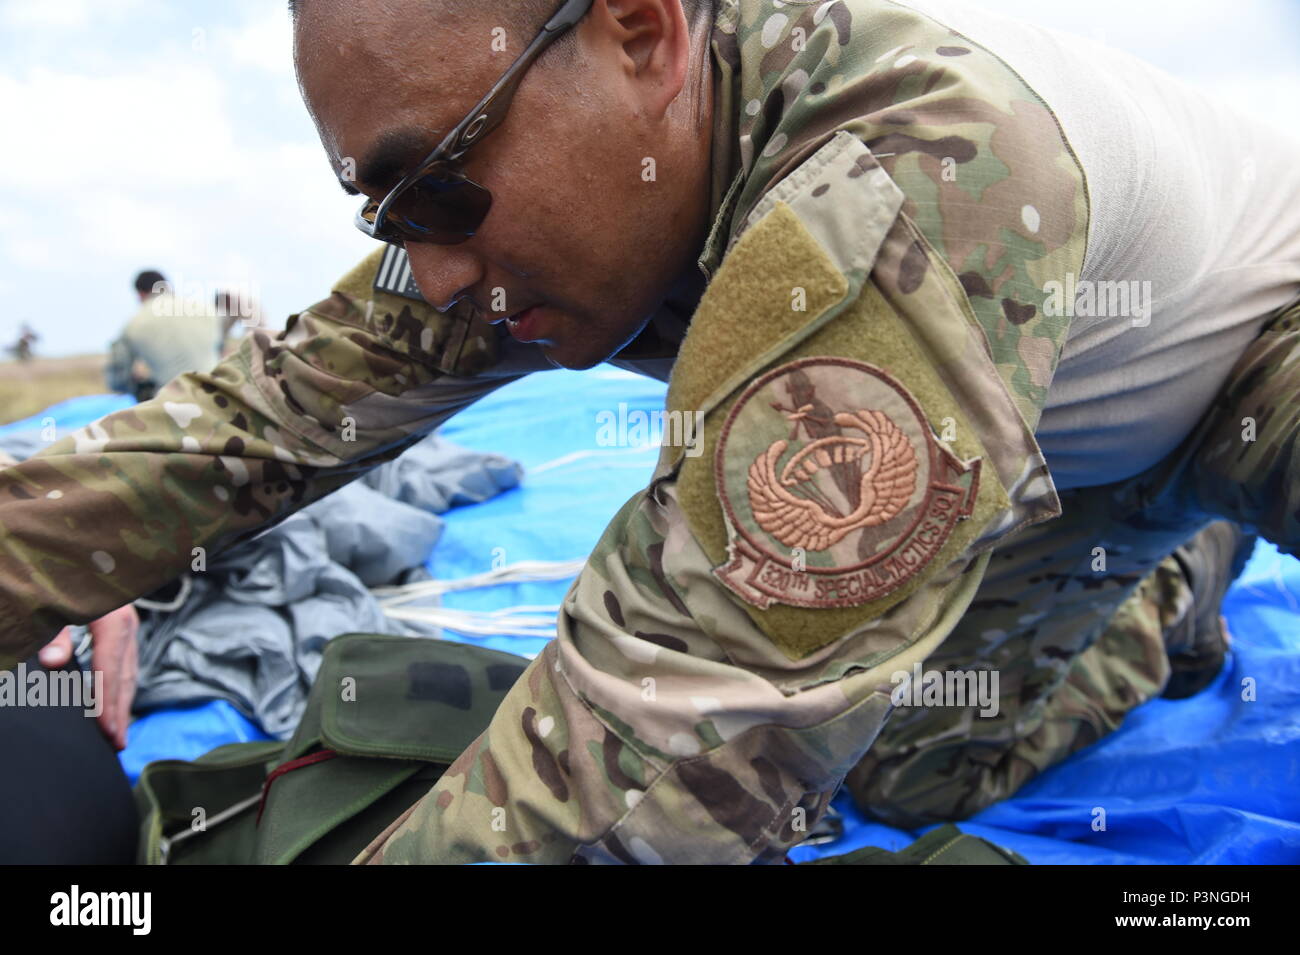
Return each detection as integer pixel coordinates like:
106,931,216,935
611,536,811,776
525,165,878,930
1193,303,1300,551
845,735,1040,828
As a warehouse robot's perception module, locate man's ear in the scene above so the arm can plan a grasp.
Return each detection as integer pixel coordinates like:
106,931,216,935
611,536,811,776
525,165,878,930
590,0,691,115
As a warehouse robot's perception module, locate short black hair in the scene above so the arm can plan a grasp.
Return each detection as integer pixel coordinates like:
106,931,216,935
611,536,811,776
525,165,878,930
134,270,168,296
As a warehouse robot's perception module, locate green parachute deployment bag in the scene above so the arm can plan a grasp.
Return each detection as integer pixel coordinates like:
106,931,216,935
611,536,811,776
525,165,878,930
134,631,1029,865
800,823,1029,865
134,633,530,865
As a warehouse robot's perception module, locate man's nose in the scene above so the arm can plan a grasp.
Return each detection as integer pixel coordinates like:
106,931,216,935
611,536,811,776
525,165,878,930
402,242,484,312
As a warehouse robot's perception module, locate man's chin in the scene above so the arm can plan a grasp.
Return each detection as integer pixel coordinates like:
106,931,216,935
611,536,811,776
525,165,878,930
538,341,613,371
536,313,652,370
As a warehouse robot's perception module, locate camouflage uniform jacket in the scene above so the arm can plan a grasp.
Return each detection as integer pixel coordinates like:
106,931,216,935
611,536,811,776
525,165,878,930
0,0,1087,862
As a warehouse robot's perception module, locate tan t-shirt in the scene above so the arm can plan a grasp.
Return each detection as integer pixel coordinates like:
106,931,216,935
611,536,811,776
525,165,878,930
117,292,224,388
896,0,1300,489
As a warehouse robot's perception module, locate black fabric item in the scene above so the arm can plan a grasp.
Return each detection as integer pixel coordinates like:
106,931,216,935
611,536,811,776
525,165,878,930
0,656,139,864
800,823,1029,864
1162,521,1255,700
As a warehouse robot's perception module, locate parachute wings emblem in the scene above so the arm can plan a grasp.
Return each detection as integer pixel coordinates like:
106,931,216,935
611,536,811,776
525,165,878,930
746,409,919,552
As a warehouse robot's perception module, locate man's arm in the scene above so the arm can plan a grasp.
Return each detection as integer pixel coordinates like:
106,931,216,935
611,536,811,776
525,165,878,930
0,248,548,669
368,0,1092,864
362,482,990,865
357,132,1076,865
104,337,136,395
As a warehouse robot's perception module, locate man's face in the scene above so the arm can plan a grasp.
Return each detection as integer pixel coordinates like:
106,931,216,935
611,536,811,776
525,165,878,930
294,0,712,369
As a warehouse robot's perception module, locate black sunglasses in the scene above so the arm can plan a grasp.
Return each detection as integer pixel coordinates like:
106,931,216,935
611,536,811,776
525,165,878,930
355,0,595,247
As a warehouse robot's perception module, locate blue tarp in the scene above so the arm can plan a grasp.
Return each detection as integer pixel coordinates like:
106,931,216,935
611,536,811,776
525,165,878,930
792,540,1300,864
6,370,1297,862
118,699,273,783
3,393,134,433
436,369,1300,864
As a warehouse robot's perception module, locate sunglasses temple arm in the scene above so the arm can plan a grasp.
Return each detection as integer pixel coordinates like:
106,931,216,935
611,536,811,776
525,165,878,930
545,0,595,33
456,0,595,149
366,0,594,233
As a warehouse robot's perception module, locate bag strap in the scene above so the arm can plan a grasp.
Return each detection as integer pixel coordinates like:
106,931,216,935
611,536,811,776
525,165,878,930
256,749,340,825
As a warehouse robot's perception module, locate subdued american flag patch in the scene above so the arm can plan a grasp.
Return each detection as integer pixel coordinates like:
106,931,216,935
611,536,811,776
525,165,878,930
372,246,427,303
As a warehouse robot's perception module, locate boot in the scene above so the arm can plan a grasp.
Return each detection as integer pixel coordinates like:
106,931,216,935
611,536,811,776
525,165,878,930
1161,520,1254,700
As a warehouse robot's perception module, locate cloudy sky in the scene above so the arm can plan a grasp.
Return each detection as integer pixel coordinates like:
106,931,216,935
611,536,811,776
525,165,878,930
2,0,1298,356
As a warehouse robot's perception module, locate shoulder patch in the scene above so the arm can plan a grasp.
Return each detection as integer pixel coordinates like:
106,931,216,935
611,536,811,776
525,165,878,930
372,246,428,303
714,357,979,610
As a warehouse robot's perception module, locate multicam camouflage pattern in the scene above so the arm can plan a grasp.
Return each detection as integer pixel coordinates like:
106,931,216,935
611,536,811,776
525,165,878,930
0,0,1293,865
702,0,1088,429
359,0,1097,863
850,300,1300,825
352,1,1297,859
0,258,526,665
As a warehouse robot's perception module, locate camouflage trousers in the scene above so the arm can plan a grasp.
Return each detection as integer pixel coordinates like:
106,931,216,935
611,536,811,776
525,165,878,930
847,298,1300,828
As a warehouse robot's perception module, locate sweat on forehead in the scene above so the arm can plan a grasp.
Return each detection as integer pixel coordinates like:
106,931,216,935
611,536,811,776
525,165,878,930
291,0,550,107
293,1,506,167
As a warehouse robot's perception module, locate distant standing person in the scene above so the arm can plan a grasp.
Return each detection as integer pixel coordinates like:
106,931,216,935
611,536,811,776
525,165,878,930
8,324,38,362
106,270,223,402
213,288,266,359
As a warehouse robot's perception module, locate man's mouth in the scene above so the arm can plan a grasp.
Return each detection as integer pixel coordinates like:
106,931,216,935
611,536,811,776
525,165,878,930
501,305,546,344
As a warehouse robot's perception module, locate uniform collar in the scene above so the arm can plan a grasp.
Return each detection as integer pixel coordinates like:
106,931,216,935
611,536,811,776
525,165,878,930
696,0,743,281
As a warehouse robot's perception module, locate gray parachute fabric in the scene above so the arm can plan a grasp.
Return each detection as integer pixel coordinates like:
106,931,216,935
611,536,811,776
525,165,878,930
0,429,522,738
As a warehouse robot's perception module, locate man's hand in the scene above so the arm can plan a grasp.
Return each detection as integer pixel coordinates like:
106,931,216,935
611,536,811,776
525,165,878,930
37,606,139,751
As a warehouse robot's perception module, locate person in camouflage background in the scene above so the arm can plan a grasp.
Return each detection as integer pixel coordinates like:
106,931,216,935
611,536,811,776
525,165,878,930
1,0,1297,863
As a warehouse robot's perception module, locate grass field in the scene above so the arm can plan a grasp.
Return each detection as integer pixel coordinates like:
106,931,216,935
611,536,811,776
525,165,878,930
0,355,110,426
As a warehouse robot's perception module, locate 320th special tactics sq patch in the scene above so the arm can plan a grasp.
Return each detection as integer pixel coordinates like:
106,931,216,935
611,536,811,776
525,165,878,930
713,357,981,610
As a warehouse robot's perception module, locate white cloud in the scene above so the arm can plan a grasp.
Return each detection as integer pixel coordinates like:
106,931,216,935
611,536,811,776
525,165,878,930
1,0,96,30
0,0,162,31
216,5,296,77
0,66,244,190
0,0,371,356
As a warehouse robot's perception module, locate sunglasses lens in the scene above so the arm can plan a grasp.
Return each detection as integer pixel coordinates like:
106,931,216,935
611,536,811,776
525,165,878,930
356,167,492,247
386,169,492,245
357,200,404,248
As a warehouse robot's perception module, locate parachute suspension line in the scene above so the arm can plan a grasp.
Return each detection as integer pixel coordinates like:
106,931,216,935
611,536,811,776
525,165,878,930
370,558,588,642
